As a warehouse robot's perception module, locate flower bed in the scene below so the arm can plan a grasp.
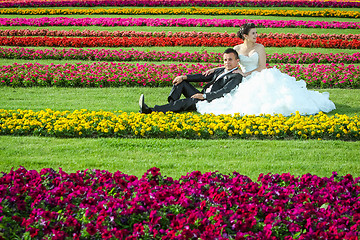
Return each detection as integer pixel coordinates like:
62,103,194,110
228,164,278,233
0,62,358,88
0,0,359,8
1,2,359,239
0,62,212,88
2,29,359,41
268,52,360,64
0,109,359,140
1,167,359,239
1,7,359,18
1,36,359,49
1,47,360,64
1,17,359,29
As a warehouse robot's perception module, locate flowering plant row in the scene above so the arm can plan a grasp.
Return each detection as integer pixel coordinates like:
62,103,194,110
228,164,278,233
262,32,360,41
1,7,359,19
0,0,358,8
0,62,211,88
1,47,360,65
1,62,358,88
1,166,360,239
1,29,359,41
1,36,359,49
1,17,359,29
268,52,360,64
0,109,359,140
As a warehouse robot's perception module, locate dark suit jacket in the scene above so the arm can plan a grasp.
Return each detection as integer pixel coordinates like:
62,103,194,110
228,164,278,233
185,68,243,102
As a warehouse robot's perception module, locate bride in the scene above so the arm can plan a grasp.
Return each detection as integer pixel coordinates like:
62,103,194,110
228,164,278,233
196,23,336,116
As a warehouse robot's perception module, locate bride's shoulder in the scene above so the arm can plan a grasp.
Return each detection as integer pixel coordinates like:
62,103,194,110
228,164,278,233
234,44,242,50
254,43,265,51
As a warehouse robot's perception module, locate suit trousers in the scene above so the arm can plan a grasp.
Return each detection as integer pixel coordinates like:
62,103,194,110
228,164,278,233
153,81,202,113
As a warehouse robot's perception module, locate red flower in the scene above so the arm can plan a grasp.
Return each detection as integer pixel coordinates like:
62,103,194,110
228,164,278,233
1,36,358,49
29,228,39,237
11,215,22,223
86,223,97,236
114,229,130,239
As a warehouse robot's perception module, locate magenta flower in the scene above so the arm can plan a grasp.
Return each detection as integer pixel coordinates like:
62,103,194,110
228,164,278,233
1,167,360,238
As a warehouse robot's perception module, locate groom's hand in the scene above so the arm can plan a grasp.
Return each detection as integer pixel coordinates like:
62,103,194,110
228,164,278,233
172,76,186,85
191,93,205,100
203,68,215,77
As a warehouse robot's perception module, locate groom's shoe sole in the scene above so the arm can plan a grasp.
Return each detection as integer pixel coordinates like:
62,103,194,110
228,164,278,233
139,94,145,113
139,94,144,110
139,94,152,114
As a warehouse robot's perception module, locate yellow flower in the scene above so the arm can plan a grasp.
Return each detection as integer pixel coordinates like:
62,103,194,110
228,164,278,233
0,109,359,140
1,8,358,18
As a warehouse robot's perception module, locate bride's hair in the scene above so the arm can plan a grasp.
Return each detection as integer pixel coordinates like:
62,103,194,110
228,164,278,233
237,23,256,40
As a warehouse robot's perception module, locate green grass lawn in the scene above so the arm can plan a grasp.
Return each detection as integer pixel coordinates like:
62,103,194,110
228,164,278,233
0,87,359,179
1,87,359,115
1,6,359,180
1,136,359,180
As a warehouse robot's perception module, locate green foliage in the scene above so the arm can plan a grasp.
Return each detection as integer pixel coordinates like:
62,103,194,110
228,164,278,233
0,6,359,181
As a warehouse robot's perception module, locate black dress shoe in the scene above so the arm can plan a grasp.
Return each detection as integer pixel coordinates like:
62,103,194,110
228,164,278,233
139,94,152,114
168,97,174,104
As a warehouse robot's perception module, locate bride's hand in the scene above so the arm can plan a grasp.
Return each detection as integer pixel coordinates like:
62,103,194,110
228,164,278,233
242,71,254,77
202,69,215,76
233,69,246,77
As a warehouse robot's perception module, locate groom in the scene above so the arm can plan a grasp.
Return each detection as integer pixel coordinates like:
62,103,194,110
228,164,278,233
139,48,243,114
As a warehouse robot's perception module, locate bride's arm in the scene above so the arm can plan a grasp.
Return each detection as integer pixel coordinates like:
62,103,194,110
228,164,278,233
257,44,267,71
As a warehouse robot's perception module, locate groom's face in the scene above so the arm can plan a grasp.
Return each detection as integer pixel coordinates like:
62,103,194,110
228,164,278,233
223,53,240,70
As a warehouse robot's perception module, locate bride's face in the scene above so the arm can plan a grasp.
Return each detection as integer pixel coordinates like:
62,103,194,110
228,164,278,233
244,28,257,43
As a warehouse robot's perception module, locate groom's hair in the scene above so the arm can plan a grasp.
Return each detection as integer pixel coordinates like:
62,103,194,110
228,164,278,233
223,48,239,59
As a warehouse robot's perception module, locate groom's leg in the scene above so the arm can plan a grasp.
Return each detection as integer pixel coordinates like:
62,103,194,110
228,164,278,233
168,81,200,103
153,98,199,113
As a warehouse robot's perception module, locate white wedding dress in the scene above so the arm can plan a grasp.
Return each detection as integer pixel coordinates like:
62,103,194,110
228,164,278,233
196,52,336,116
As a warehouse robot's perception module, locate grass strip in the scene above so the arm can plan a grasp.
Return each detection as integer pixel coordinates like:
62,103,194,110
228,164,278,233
1,136,359,180
1,87,358,116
